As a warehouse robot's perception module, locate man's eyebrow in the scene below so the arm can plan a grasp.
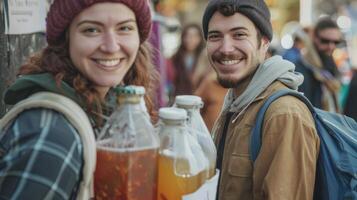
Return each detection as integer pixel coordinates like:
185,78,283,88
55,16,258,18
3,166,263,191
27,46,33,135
230,27,248,32
207,30,221,35
208,26,249,35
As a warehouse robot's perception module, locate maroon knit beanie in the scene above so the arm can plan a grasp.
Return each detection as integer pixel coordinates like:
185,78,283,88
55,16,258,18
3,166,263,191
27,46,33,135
46,0,152,46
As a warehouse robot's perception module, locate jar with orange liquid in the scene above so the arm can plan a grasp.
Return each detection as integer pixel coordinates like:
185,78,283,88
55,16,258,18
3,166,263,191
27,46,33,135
175,95,217,179
95,86,159,200
157,107,208,200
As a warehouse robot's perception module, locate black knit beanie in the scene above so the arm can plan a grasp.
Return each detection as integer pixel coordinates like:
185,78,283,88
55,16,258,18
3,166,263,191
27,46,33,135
202,0,273,41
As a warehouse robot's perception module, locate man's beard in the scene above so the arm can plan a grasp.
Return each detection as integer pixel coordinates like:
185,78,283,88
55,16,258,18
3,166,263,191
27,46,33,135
216,71,256,88
217,76,239,88
210,50,261,88
212,52,243,88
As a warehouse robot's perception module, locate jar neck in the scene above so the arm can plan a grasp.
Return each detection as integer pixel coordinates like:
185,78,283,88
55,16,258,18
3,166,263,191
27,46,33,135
161,118,186,126
176,104,201,111
117,95,141,105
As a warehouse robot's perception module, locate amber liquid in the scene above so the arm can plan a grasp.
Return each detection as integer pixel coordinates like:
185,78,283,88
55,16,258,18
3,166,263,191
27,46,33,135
94,146,158,200
208,167,216,178
157,154,205,200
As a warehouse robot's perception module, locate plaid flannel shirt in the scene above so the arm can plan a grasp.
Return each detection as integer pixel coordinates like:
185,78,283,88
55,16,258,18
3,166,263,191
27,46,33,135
0,108,83,200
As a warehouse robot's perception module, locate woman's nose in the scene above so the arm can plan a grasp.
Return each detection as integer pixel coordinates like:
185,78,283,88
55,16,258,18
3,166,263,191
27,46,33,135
100,32,120,53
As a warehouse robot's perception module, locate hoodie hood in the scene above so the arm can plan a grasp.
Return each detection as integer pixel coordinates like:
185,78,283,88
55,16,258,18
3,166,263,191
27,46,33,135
4,73,82,106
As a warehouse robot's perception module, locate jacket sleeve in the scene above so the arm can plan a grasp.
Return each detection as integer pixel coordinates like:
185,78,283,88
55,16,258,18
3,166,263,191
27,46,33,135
0,108,83,200
253,96,319,200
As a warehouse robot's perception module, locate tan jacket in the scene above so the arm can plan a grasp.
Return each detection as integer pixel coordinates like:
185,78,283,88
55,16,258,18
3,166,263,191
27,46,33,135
213,81,320,200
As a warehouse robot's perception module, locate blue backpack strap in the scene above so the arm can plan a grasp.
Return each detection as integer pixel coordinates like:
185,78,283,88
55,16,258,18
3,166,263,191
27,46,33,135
250,89,316,162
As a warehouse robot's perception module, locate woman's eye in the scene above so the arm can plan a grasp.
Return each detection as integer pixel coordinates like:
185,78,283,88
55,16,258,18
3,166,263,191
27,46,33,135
82,27,100,34
118,25,134,32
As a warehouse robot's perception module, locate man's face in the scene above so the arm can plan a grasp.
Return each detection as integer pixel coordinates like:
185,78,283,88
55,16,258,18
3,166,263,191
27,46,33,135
206,12,268,88
314,28,342,56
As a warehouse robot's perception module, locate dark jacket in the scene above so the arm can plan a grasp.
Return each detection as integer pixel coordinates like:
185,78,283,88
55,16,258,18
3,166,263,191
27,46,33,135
294,58,324,109
344,70,357,121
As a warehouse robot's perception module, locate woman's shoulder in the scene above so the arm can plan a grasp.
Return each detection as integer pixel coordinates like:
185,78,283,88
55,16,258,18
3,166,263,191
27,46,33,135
0,107,84,200
1,107,83,151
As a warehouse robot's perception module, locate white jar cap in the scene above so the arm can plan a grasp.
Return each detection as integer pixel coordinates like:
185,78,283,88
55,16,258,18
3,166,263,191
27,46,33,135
159,107,187,120
175,95,202,106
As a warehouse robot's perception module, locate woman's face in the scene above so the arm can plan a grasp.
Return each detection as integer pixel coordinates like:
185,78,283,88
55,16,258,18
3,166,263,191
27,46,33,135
183,27,202,52
69,2,140,97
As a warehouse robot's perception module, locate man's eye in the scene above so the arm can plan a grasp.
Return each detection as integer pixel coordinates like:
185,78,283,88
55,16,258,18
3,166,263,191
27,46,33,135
208,34,220,41
234,33,247,38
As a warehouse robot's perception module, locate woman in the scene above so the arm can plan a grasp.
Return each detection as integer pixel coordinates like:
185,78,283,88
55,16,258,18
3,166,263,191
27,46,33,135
0,0,157,199
167,24,204,101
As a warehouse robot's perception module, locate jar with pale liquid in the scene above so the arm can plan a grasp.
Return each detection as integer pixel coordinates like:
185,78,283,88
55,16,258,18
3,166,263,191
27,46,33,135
95,86,159,200
157,107,207,200
175,95,217,179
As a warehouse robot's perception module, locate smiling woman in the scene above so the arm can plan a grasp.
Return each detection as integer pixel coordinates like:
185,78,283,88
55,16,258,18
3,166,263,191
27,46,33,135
0,0,157,199
68,3,141,99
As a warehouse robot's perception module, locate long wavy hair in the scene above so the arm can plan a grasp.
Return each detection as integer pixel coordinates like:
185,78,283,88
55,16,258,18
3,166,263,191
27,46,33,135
19,34,159,126
172,23,204,96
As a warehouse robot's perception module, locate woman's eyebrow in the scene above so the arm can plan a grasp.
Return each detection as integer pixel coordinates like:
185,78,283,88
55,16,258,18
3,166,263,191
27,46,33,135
76,19,136,27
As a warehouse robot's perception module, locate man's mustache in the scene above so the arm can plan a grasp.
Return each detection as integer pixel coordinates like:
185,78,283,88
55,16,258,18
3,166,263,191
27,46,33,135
212,52,242,61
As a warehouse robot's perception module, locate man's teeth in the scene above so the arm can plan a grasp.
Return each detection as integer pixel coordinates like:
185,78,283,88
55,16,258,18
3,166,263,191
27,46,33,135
96,59,120,67
220,60,240,65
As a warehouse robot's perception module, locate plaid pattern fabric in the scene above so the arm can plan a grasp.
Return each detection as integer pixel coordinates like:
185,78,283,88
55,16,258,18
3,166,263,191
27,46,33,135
0,108,83,200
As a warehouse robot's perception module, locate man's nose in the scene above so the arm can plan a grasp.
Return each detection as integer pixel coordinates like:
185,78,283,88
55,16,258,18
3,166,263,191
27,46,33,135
220,36,235,53
328,42,336,49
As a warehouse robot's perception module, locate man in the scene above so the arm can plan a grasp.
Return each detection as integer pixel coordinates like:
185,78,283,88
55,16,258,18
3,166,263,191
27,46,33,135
294,18,342,112
202,0,320,199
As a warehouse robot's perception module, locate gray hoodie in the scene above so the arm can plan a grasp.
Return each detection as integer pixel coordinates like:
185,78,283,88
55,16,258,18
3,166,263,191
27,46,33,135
221,55,304,121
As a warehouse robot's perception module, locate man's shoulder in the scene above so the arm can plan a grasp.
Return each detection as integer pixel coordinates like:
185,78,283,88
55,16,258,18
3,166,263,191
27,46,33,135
255,82,315,126
265,93,315,127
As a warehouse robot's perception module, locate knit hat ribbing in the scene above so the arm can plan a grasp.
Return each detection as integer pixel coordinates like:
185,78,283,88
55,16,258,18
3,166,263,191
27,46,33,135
46,0,152,46
202,0,273,41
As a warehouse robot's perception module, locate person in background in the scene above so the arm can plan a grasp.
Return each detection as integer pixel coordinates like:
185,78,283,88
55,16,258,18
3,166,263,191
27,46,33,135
202,0,319,199
166,23,205,101
192,49,214,88
294,17,342,112
282,29,306,63
344,67,357,121
195,72,228,132
0,0,157,199
194,42,228,132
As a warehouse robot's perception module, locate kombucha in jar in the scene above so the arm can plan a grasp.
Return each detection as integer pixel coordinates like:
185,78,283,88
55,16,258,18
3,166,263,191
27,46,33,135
157,107,207,200
95,86,159,200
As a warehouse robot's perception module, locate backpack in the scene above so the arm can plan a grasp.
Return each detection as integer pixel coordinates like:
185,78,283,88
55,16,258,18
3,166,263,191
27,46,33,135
0,92,96,200
250,89,357,200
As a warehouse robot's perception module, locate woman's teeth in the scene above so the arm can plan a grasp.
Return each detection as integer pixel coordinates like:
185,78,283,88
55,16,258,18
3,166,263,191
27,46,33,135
96,59,120,67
